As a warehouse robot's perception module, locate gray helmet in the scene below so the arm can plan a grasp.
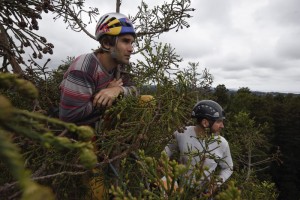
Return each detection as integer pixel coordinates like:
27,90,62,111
191,100,225,121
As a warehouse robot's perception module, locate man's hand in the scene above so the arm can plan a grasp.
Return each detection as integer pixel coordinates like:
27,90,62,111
107,78,123,88
93,86,123,108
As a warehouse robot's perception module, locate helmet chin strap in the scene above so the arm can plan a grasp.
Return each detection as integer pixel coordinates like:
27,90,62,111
101,46,110,52
110,36,119,60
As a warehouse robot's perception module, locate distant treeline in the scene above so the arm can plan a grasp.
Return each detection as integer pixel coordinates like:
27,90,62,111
212,85,300,200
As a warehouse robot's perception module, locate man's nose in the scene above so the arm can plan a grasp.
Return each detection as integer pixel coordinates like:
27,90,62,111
220,122,224,128
128,44,134,53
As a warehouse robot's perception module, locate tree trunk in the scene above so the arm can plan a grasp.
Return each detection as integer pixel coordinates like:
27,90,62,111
246,146,252,181
116,0,121,13
0,24,23,75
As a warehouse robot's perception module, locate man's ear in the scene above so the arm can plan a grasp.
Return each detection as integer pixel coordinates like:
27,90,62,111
201,119,209,128
102,42,110,50
101,38,111,50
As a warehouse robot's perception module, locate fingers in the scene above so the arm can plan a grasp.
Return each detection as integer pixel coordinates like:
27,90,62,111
107,98,114,107
93,93,109,108
93,87,121,107
116,78,123,86
93,96,108,108
92,92,101,107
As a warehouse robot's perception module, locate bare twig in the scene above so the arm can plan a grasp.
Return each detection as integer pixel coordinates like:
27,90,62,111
0,170,88,193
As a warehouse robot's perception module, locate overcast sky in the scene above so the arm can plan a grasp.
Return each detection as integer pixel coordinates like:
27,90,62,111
37,0,300,94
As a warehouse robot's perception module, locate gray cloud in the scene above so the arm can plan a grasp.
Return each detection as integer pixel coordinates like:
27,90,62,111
192,0,233,25
255,0,300,27
276,30,300,60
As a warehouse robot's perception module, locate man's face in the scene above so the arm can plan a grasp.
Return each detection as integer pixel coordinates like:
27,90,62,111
211,119,224,135
111,34,135,65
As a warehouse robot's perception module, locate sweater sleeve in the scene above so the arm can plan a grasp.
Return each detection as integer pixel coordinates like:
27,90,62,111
218,140,233,184
120,85,138,96
164,132,179,159
59,70,95,123
119,67,139,97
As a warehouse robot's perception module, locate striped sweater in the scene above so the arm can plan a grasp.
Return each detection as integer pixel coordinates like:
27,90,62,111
59,52,137,125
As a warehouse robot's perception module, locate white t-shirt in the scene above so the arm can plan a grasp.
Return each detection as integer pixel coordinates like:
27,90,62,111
165,126,233,185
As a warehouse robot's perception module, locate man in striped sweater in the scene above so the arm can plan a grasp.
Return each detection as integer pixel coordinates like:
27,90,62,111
59,12,138,126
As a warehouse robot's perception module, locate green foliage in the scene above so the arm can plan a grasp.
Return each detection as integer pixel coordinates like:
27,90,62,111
0,73,38,98
269,94,300,199
0,129,55,200
213,84,230,108
235,175,278,200
2,0,297,199
0,73,97,199
225,112,280,180
216,181,241,200
109,150,242,200
212,84,300,199
91,62,199,195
